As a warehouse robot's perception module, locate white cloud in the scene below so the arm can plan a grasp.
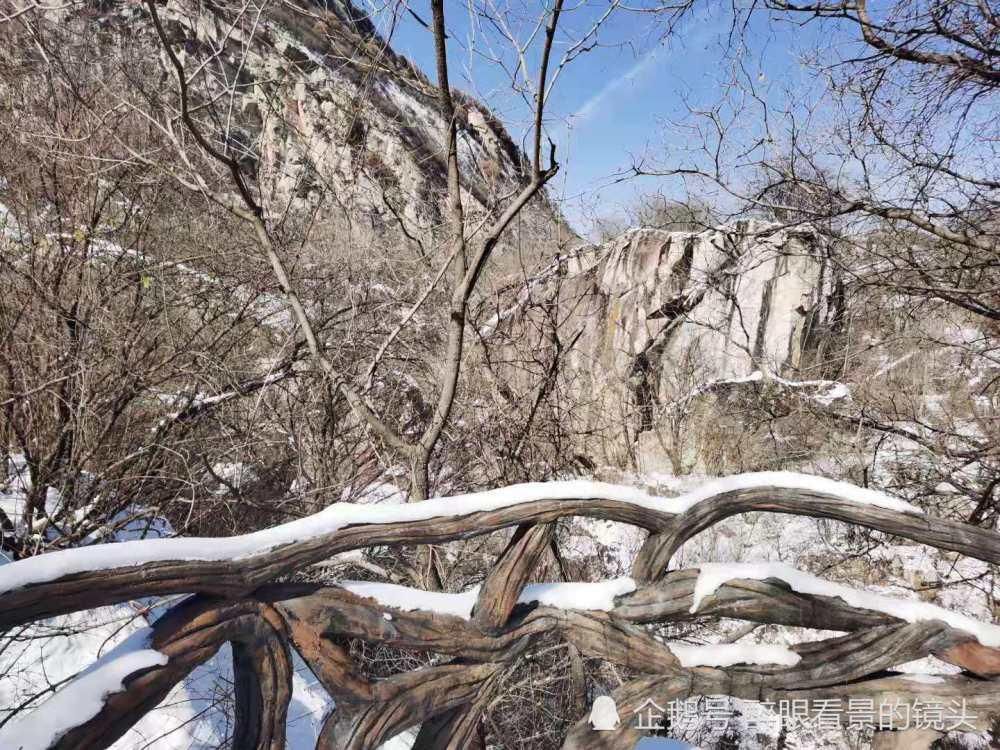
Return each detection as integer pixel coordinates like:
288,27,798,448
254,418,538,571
569,44,667,126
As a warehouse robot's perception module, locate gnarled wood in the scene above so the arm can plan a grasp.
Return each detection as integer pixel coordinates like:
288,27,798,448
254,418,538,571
411,704,488,750
632,487,1000,581
51,644,213,750
7,484,1000,629
556,611,681,673
276,586,375,701
8,480,1000,749
0,496,674,630
232,625,293,750
317,662,501,750
411,669,502,750
562,664,1000,749
473,522,554,630
939,640,1000,678
51,597,287,750
617,569,899,630
264,574,1000,673
763,622,975,692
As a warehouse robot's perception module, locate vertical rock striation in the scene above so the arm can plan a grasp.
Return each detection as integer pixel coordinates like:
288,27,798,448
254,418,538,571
496,221,838,466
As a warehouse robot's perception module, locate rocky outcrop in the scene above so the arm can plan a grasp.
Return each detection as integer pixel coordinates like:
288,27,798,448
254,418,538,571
494,221,840,467
73,0,567,246
588,220,830,389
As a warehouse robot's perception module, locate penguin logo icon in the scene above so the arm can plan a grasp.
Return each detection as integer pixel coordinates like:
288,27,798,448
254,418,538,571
588,695,620,731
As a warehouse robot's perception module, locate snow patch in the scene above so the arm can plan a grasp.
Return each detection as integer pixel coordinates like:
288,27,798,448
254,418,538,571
0,627,167,750
339,578,636,619
667,642,801,668
340,582,480,619
517,578,636,611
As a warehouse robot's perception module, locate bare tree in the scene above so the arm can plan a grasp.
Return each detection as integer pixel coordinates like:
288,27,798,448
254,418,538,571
122,0,576,586
623,0,999,526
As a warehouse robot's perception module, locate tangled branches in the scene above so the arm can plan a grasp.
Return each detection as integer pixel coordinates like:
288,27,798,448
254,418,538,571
2,474,1000,748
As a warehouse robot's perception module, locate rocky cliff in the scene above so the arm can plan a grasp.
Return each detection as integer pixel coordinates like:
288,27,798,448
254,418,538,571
71,0,569,249
492,221,841,469
6,1,840,476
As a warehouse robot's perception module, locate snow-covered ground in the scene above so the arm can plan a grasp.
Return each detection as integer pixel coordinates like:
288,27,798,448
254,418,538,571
0,458,412,750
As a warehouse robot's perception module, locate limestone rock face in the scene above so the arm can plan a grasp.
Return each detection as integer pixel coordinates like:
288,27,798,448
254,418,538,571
587,220,829,381
71,0,566,247
500,221,838,466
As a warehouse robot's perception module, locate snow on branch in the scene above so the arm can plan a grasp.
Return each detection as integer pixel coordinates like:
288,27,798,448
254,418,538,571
0,472,921,598
340,577,637,619
666,642,801,668
0,627,166,750
690,561,1000,647
9,559,1000,748
337,563,1000,649
665,370,851,414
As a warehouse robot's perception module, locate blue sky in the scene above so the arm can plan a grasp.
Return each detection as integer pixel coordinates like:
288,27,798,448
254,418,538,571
376,1,837,236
